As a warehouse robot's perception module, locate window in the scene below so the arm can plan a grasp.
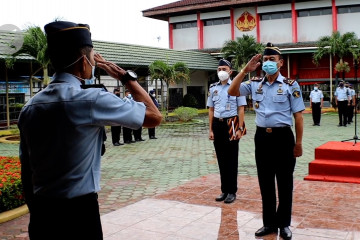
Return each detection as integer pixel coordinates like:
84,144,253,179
173,21,197,29
260,11,292,21
338,5,360,14
204,17,230,26
298,7,332,17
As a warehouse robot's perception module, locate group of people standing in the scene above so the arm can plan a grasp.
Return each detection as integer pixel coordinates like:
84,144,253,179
111,89,159,146
208,43,304,240
334,81,356,127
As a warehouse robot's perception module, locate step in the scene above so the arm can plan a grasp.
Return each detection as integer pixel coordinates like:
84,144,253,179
304,174,360,184
307,159,360,178
315,141,360,161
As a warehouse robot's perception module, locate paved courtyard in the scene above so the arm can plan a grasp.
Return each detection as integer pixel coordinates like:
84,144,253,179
1,111,360,239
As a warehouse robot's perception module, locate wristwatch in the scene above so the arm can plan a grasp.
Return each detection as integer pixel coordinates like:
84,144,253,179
121,70,137,85
238,127,244,132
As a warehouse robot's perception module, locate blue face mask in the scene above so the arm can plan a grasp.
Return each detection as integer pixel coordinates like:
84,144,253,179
84,56,96,85
262,61,279,75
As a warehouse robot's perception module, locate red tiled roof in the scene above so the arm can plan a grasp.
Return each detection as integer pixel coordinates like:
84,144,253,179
143,0,223,12
143,0,281,20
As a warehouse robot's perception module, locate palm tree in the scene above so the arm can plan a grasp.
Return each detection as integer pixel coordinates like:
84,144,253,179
13,25,50,95
221,35,264,71
313,31,359,103
314,31,359,78
148,60,190,115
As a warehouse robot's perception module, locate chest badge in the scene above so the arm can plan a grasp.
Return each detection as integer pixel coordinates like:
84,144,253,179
213,90,218,96
256,83,263,94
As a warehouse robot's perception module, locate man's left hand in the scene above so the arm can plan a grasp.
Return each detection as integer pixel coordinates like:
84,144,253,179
293,143,302,157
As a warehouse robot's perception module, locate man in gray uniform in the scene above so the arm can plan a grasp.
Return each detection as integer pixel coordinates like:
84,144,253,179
18,21,162,240
228,43,304,240
207,59,247,204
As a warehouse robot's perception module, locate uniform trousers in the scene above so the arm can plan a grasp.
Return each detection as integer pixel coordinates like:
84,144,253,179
133,127,143,140
148,127,156,137
347,100,354,124
123,127,133,142
338,100,348,126
212,117,239,194
311,102,321,125
28,193,103,240
255,127,296,228
111,125,121,144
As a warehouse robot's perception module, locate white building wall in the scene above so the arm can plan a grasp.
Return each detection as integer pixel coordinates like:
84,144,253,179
203,24,231,49
338,12,360,37
260,19,292,44
233,8,257,39
297,15,332,42
173,28,198,50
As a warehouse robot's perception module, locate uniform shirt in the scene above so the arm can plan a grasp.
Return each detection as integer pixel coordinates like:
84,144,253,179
207,80,247,118
334,87,350,101
18,72,146,198
239,73,305,127
349,88,356,98
310,89,324,103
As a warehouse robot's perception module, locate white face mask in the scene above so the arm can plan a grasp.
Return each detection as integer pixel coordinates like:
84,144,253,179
152,94,156,97
314,87,318,90
217,71,230,81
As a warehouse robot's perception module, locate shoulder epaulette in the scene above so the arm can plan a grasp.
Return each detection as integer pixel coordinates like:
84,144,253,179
283,78,296,86
250,76,262,81
209,82,219,88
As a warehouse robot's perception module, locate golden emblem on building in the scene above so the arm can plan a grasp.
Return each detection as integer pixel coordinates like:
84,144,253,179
236,11,256,32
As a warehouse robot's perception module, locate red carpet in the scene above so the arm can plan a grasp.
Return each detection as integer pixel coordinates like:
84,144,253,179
304,141,360,184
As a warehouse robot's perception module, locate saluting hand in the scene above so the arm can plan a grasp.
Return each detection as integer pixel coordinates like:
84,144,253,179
94,53,126,80
243,54,262,73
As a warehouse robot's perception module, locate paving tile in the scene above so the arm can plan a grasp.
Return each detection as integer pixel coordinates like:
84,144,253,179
2,113,360,240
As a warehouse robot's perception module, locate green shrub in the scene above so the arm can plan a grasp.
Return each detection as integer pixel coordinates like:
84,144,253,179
182,94,198,108
174,107,198,122
0,156,25,213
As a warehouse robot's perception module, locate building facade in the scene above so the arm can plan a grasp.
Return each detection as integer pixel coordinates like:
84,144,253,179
143,0,360,105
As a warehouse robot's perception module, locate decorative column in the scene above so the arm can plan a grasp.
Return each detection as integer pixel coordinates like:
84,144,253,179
197,12,204,49
169,20,173,49
230,8,235,40
255,6,260,42
332,0,338,32
291,0,298,43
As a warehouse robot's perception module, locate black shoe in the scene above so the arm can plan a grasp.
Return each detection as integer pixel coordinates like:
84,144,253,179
255,226,278,237
113,142,123,146
150,136,157,139
124,140,132,144
224,193,236,204
338,124,342,127
136,138,145,141
344,125,347,127
280,227,292,240
215,193,228,201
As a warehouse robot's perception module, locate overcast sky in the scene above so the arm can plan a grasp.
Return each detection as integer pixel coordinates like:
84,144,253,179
1,0,175,48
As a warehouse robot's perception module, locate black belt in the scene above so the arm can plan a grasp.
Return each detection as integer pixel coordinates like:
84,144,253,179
214,116,236,122
257,126,290,133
